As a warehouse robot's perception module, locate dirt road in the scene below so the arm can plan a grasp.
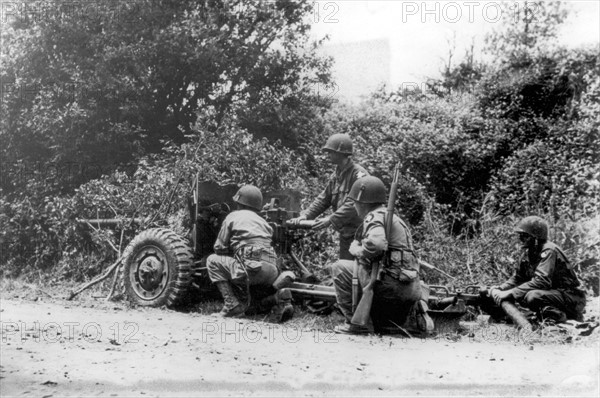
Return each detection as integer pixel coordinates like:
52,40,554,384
1,297,598,397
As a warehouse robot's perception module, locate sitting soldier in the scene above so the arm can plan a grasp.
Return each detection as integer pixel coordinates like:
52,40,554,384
206,185,294,322
484,216,586,323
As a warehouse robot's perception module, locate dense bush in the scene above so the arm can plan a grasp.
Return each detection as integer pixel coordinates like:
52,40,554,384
0,125,310,280
487,66,600,216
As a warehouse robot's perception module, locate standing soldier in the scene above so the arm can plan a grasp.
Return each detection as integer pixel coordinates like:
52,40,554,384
332,176,433,334
290,133,368,260
485,216,586,323
206,185,295,322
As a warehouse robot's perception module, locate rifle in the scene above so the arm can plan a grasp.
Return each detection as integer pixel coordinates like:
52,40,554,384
351,163,401,327
352,260,359,313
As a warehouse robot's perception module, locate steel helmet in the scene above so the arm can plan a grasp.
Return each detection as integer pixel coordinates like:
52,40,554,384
322,133,353,155
233,185,263,211
348,176,387,204
515,216,548,241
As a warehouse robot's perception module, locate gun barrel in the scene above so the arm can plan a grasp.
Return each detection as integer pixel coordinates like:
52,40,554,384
288,282,337,302
285,220,316,229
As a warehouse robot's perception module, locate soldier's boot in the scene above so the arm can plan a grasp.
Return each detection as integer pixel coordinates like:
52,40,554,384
539,306,567,324
416,300,435,334
262,288,294,323
272,271,295,290
334,322,372,335
214,281,246,317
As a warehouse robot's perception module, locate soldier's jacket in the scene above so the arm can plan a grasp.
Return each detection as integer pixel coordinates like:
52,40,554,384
213,209,273,255
353,206,419,282
500,241,583,300
303,160,368,239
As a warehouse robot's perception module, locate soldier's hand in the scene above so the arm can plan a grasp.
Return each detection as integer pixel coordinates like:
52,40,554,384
349,240,362,257
481,285,499,296
488,285,500,294
491,288,511,306
289,215,307,225
312,217,331,230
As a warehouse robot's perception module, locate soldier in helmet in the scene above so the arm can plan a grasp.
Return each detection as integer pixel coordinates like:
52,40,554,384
332,176,433,335
206,185,295,322
485,216,586,323
290,133,368,260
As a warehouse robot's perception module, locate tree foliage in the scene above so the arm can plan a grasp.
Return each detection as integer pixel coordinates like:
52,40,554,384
484,0,569,66
1,0,330,194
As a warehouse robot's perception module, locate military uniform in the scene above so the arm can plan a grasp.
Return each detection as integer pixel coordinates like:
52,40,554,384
209,185,294,321
207,209,279,292
331,206,421,328
485,242,586,321
303,160,368,260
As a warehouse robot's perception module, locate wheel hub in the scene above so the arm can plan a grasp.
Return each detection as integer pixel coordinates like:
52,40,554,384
130,246,169,300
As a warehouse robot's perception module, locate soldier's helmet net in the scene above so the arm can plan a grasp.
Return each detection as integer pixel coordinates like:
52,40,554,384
348,176,387,204
322,133,353,155
515,216,548,241
233,185,263,211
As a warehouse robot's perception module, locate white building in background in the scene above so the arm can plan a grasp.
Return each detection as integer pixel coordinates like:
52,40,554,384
311,1,599,103
319,39,391,102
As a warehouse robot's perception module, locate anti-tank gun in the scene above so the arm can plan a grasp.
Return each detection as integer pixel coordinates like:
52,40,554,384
261,199,320,281
261,198,313,257
105,178,335,308
260,199,337,306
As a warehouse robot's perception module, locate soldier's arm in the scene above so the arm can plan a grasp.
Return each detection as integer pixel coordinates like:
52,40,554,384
498,254,527,290
329,168,368,230
356,221,388,260
499,273,520,291
303,177,334,220
510,249,555,300
213,215,234,254
329,198,359,230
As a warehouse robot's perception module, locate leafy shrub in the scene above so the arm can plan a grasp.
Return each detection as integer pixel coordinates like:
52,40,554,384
0,124,311,280
488,67,600,216
415,207,599,295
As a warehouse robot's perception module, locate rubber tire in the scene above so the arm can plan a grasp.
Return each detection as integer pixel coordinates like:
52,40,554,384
120,228,193,307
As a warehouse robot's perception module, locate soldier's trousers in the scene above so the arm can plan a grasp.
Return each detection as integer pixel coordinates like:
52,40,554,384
331,260,421,327
330,260,355,321
206,254,279,287
339,233,353,261
207,253,280,310
481,288,586,321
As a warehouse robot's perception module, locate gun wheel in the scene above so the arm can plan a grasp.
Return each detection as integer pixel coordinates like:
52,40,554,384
120,228,193,307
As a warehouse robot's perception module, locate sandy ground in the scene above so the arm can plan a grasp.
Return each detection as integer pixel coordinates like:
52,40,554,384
1,295,599,398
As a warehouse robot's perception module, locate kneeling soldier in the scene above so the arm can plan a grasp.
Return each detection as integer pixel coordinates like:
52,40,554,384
333,176,433,334
206,185,294,322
